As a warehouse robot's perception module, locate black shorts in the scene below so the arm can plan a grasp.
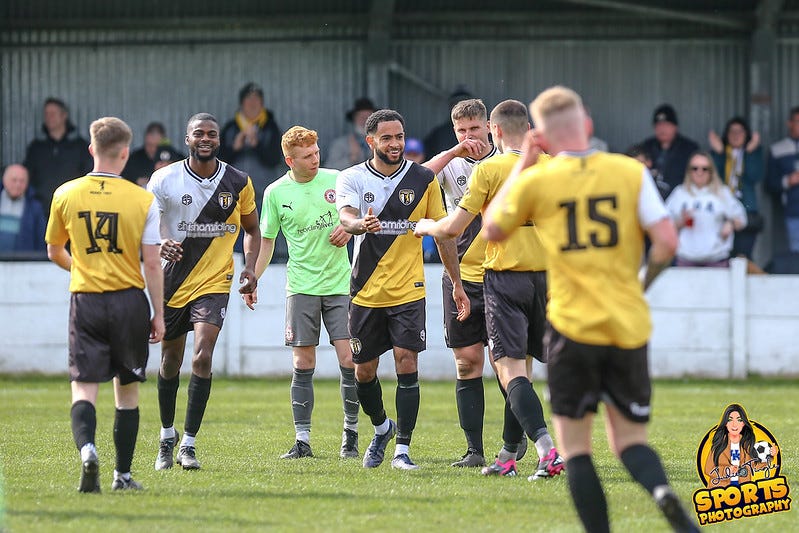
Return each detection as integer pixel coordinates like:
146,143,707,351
484,269,548,362
164,293,229,341
546,325,652,423
442,275,486,349
348,299,426,364
69,288,151,385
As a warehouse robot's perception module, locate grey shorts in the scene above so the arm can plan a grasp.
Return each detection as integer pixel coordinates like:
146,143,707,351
285,293,350,346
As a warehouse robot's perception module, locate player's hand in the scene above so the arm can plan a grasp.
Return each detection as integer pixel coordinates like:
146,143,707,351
161,239,183,262
362,207,380,233
239,268,258,294
329,224,352,247
451,138,486,159
243,288,258,310
149,315,165,344
413,218,435,237
452,283,471,322
516,130,545,172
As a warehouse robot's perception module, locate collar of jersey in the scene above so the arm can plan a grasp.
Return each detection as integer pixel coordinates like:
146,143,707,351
87,172,122,179
559,148,598,157
366,159,408,179
465,144,497,165
184,159,222,184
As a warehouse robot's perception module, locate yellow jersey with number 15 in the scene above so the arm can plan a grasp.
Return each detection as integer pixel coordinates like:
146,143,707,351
491,151,668,348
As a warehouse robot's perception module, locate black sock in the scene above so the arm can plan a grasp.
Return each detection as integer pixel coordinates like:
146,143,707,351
567,454,610,533
184,373,212,437
70,400,96,451
455,377,485,454
114,408,139,474
620,444,669,495
157,372,180,429
496,376,523,450
396,372,419,446
506,376,547,441
356,376,387,427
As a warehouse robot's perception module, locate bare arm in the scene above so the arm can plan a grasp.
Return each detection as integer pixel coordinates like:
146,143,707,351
422,139,486,175
414,208,476,240
435,237,470,321
141,243,165,343
339,206,379,235
642,217,678,290
239,210,262,294
47,243,72,271
243,237,275,310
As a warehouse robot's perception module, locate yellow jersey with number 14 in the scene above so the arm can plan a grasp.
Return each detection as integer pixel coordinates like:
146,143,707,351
491,151,668,348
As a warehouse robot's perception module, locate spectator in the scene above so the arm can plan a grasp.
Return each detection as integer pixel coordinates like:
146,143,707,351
220,82,284,210
325,97,376,170
640,104,699,196
122,122,184,187
766,106,799,253
708,117,764,259
665,151,747,267
23,97,92,213
0,164,46,254
585,106,608,151
423,85,474,159
626,144,670,199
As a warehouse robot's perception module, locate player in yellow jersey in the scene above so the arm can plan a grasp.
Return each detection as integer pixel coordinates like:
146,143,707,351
46,117,164,492
337,109,469,470
416,100,561,480
148,113,261,471
484,87,698,533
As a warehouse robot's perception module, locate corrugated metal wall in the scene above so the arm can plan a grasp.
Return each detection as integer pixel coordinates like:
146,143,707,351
392,39,749,153
3,35,751,166
1,39,365,165
775,39,799,127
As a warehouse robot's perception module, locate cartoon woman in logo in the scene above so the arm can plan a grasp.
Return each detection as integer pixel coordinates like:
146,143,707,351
698,403,779,487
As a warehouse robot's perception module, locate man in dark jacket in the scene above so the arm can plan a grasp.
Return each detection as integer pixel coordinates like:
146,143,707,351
640,104,699,196
0,164,46,254
23,97,92,214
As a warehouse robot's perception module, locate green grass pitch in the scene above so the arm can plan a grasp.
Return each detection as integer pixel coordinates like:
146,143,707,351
0,376,796,532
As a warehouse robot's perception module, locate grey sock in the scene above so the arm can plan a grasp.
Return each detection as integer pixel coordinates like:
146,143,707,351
290,368,315,434
534,432,555,460
339,366,359,431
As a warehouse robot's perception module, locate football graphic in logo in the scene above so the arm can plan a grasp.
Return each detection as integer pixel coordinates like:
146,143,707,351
364,192,375,203
181,194,193,206
324,189,336,203
456,175,468,186
218,192,233,209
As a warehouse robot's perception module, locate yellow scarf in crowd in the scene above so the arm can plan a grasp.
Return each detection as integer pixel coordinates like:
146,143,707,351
723,145,743,193
235,108,269,132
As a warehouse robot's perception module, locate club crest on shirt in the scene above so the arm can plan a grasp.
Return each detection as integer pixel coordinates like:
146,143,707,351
181,194,192,206
398,189,415,205
364,192,375,203
324,189,336,203
218,192,233,209
456,175,468,186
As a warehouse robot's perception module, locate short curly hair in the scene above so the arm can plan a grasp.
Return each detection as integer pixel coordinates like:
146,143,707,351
281,126,318,156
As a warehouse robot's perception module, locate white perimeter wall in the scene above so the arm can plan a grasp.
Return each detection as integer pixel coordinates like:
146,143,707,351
1,258,797,379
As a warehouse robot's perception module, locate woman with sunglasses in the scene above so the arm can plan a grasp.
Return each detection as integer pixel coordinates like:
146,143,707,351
665,151,747,267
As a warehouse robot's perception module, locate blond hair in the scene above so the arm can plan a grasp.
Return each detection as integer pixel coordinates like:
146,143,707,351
89,117,132,159
490,100,529,137
683,151,723,195
451,98,487,123
281,126,319,156
529,86,583,131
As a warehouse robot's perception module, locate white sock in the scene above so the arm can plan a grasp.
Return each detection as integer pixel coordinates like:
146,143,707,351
80,443,97,462
344,423,358,433
394,444,409,457
113,470,131,481
160,426,176,440
181,434,196,448
374,419,390,435
534,433,555,460
296,430,310,444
